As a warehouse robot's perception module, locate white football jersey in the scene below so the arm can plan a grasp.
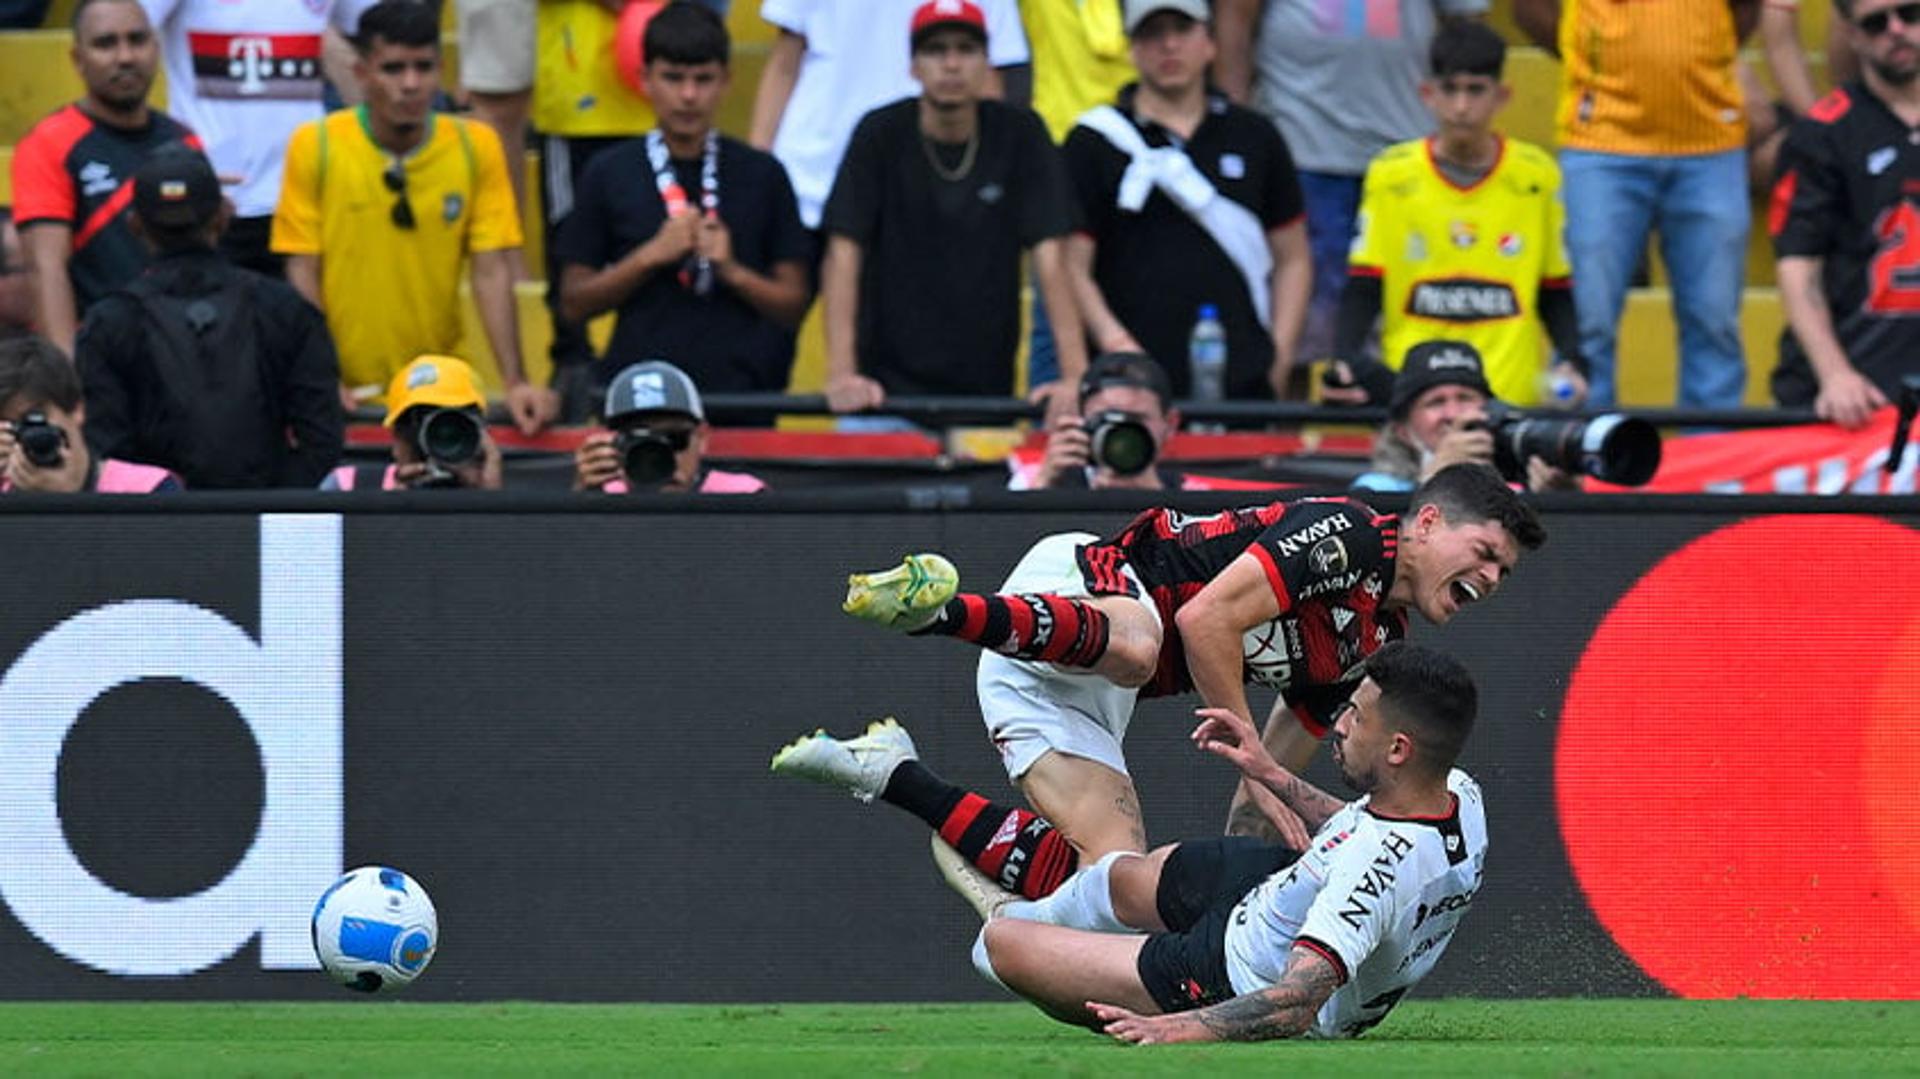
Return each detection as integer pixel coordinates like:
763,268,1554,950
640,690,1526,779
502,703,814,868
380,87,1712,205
1221,769,1487,1039
142,0,377,217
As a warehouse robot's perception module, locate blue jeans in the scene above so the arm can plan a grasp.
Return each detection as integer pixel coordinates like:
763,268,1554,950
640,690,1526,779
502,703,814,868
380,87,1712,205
1298,171,1363,362
1559,148,1749,409
1028,287,1059,389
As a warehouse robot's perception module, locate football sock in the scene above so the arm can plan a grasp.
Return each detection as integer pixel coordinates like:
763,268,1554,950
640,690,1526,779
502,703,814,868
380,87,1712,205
999,851,1132,933
881,760,1079,899
914,593,1111,668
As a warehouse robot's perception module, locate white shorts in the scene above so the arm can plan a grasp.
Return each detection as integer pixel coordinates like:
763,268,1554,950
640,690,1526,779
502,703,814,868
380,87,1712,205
455,0,536,94
976,532,1162,781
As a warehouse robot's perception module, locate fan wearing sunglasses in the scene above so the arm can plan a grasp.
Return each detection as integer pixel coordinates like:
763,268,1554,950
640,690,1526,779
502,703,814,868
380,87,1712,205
1770,0,1920,429
572,360,765,494
272,0,558,436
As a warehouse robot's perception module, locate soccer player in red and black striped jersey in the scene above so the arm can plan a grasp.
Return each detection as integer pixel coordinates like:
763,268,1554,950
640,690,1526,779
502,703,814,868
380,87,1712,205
1770,0,1920,430
9,0,199,355
776,463,1543,902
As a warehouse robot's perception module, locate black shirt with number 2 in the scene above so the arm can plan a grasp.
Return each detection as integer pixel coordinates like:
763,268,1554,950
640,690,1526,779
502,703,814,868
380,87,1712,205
1770,82,1920,405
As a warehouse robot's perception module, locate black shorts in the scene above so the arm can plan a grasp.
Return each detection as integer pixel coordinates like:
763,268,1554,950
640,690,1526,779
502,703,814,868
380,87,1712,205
1135,837,1298,1014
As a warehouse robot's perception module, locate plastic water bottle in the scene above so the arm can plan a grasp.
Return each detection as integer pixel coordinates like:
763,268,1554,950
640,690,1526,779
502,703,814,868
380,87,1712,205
1188,304,1227,431
1539,366,1578,410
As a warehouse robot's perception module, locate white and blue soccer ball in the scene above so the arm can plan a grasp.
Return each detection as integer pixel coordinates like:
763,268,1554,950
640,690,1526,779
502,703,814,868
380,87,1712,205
311,866,439,994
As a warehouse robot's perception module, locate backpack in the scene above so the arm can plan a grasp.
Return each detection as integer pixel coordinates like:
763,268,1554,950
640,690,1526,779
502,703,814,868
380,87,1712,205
123,268,286,489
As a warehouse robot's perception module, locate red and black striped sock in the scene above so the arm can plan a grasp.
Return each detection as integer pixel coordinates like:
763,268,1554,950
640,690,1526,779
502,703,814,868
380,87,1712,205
881,760,1079,899
913,593,1111,669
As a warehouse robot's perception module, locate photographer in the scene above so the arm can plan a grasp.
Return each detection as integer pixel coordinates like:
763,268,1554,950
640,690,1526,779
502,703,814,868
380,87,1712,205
1352,340,1578,494
321,355,502,491
0,335,181,493
574,360,764,494
1014,352,1185,491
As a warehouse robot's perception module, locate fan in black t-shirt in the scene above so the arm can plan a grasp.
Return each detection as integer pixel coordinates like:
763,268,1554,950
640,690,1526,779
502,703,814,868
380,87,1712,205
1771,4,1920,429
818,2,1086,422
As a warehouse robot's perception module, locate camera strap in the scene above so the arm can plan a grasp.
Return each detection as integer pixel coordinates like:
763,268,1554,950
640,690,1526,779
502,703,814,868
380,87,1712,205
644,128,720,298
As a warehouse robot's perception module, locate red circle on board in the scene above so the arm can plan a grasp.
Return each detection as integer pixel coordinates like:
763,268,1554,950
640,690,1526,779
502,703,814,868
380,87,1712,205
1556,515,1920,999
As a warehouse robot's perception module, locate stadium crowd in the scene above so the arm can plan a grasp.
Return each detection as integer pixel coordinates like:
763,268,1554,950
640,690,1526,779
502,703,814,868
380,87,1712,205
0,0,1914,493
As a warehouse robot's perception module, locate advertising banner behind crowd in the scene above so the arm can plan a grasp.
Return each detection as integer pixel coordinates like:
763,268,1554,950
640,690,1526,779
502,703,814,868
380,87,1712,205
0,500,1912,1001
1595,407,1920,493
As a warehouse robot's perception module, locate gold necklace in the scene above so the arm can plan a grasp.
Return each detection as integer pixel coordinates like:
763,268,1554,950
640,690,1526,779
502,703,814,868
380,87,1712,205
920,126,979,182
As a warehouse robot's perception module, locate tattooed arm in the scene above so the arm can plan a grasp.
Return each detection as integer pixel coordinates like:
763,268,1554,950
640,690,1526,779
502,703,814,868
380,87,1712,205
1193,706,1346,834
1089,946,1342,1044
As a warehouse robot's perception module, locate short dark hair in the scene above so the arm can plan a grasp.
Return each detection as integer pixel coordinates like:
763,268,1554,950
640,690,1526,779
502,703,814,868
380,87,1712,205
644,1,730,66
1429,20,1505,80
0,336,83,414
71,0,141,33
355,0,440,54
1835,0,1855,17
1410,463,1547,551
1366,641,1477,773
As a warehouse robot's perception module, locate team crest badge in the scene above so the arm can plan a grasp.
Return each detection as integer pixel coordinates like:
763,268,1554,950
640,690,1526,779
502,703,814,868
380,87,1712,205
442,193,464,223
1448,219,1477,249
1405,231,1427,262
1498,233,1523,257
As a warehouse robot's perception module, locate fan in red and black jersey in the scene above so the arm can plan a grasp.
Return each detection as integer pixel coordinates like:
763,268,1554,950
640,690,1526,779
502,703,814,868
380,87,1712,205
9,0,200,356
816,463,1543,906
1769,0,1920,429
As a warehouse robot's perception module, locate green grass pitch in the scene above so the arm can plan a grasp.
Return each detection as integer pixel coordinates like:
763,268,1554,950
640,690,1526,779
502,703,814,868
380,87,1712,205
1,1000,1916,1076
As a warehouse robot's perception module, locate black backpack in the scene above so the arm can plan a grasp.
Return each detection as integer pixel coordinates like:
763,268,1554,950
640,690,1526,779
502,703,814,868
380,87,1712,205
123,268,287,489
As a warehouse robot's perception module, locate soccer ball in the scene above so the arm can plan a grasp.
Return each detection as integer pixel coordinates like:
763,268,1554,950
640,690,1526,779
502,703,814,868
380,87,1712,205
311,866,439,994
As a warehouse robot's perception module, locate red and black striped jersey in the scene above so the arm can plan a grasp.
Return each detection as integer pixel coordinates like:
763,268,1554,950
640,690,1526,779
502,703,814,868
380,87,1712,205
1769,83,1920,405
1081,497,1407,729
9,104,200,310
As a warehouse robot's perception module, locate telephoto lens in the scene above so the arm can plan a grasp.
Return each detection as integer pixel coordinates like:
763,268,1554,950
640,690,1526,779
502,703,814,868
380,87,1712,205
416,408,484,467
616,428,688,487
1086,410,1157,476
1481,402,1662,487
13,411,67,469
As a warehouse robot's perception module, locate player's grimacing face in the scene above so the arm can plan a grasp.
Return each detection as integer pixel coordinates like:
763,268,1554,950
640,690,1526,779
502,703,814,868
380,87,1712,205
1405,507,1519,625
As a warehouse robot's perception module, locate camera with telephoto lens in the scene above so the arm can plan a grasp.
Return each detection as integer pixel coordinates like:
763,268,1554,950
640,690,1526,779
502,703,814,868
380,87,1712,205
1086,410,1157,476
615,426,692,488
1466,401,1663,487
12,410,68,468
411,407,484,487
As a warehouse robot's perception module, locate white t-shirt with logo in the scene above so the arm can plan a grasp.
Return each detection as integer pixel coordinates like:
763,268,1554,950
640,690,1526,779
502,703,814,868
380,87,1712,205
760,0,1030,228
142,0,376,218
1223,769,1488,1039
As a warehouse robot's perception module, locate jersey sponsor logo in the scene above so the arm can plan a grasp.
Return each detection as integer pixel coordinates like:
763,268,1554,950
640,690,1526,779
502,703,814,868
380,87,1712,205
188,32,324,100
1308,536,1349,575
1448,219,1477,249
1498,232,1523,257
1394,931,1450,973
1296,569,1360,601
1870,146,1898,176
1337,831,1417,930
1274,512,1353,557
1411,886,1477,931
79,160,117,199
1405,231,1427,262
1362,573,1383,599
1406,279,1521,322
1283,618,1304,660
1331,606,1355,632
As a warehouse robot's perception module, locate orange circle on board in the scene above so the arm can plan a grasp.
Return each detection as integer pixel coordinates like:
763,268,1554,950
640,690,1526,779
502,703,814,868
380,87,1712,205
1556,515,1920,999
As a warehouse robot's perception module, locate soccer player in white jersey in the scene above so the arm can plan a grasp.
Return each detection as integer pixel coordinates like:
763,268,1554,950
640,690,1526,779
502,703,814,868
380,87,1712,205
778,641,1485,1042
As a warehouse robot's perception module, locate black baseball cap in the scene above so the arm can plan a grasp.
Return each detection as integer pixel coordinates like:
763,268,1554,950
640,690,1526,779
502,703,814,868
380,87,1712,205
1388,340,1494,418
1079,351,1173,410
133,146,222,231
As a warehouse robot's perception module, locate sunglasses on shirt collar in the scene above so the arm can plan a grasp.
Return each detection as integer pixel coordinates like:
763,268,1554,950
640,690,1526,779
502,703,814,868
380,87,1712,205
1857,2,1920,36
382,160,415,230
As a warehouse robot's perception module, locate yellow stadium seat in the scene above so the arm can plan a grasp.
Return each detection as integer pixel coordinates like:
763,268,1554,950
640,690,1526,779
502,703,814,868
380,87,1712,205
0,145,11,205
0,31,169,146
1616,287,1783,407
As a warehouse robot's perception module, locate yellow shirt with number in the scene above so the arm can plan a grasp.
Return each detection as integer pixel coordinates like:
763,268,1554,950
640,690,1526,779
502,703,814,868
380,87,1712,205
272,108,523,393
1021,0,1137,142
1556,0,1745,155
532,0,657,137
1348,136,1571,406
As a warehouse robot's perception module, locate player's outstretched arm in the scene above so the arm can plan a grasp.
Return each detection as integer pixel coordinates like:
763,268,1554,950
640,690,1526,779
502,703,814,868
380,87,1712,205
1193,707,1345,834
1090,946,1341,1044
1174,554,1281,731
